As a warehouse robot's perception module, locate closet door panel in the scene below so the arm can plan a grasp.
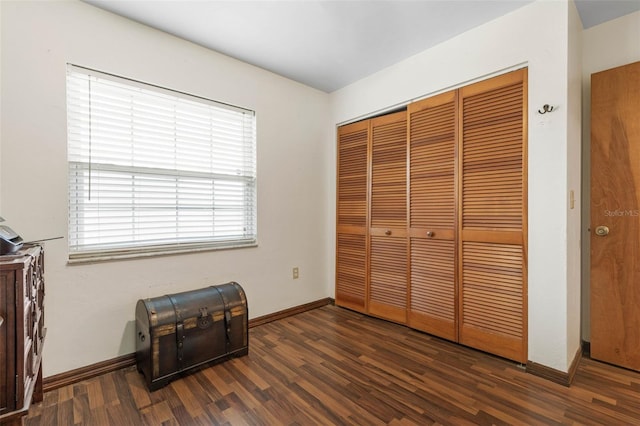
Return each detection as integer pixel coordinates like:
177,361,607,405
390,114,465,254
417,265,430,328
408,91,457,340
336,233,367,310
410,238,455,339
368,111,407,323
370,112,407,229
460,240,524,361
369,235,407,323
337,121,369,229
458,69,527,363
336,121,369,312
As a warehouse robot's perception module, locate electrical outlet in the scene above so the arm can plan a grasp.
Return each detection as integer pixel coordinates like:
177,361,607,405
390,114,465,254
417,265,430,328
293,267,299,279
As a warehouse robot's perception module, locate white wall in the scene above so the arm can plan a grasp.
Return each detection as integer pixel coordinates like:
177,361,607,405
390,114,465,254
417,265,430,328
566,0,583,367
0,1,332,376
580,11,640,340
330,0,578,372
3,0,633,379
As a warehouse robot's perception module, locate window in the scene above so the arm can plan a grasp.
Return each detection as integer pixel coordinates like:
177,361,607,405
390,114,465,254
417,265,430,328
67,65,256,261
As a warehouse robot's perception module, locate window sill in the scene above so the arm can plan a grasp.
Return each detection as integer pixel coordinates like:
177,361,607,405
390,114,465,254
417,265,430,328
67,241,258,264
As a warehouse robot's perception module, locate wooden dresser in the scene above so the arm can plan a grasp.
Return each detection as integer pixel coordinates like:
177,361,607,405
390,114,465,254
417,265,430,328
0,246,44,426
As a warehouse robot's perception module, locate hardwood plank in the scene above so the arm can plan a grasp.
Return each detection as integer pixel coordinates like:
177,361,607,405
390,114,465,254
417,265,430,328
25,305,640,425
139,400,175,425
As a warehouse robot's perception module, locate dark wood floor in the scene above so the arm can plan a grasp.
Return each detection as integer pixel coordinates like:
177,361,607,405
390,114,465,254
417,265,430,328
25,305,640,425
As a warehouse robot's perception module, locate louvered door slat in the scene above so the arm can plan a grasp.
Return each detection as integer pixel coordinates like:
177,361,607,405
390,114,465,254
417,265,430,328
336,233,367,310
411,239,455,319
338,123,369,228
459,69,527,363
368,111,407,324
371,112,407,228
369,235,407,323
408,91,457,341
336,121,369,312
462,242,523,337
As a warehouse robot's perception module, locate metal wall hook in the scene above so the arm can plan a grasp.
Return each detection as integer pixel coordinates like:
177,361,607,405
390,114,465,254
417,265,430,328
538,104,554,114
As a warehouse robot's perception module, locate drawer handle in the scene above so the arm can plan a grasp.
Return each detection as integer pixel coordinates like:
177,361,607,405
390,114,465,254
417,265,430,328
384,230,392,236
427,231,435,238
0,315,3,328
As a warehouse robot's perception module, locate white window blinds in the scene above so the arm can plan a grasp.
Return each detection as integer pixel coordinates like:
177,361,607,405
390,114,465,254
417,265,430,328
67,65,257,260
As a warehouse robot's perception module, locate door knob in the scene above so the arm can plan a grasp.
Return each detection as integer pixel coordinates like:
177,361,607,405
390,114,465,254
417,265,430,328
595,225,609,236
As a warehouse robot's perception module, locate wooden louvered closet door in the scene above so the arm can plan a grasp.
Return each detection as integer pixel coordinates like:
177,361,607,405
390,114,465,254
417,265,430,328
336,120,369,313
368,111,408,324
458,69,528,363
408,91,458,341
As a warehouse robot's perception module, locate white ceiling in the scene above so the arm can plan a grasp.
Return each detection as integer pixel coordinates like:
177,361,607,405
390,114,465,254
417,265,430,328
84,0,640,93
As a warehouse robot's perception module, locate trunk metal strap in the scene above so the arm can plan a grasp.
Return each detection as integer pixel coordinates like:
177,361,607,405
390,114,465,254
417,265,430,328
214,286,232,353
167,295,185,370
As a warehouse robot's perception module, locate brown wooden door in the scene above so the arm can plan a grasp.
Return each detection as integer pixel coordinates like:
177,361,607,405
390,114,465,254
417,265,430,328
407,90,458,341
368,111,408,323
590,61,640,372
458,69,528,363
336,120,369,313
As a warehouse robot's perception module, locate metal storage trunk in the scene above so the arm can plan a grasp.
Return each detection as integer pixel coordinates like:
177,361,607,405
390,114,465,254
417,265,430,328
135,282,248,391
